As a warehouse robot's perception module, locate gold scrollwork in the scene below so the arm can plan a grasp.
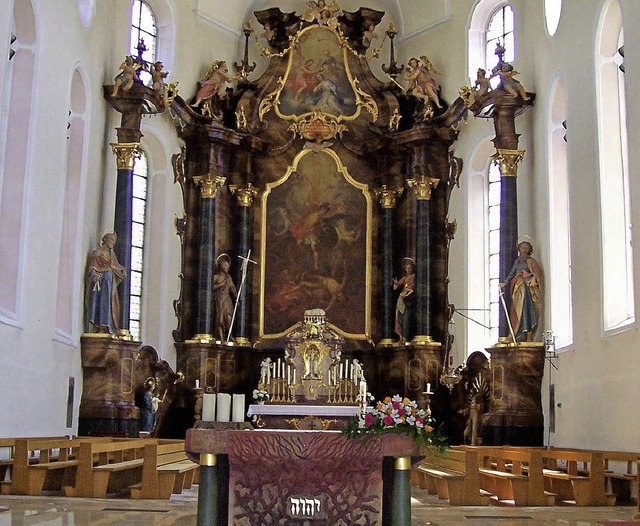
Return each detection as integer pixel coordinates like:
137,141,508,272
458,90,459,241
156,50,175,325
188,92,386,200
258,77,285,121
491,149,525,177
110,143,142,170
288,110,348,141
388,108,401,131
407,176,440,201
285,415,338,431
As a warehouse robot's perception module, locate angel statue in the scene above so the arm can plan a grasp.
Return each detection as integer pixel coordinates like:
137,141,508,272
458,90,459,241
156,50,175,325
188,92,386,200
405,56,442,110
191,60,238,117
490,63,530,101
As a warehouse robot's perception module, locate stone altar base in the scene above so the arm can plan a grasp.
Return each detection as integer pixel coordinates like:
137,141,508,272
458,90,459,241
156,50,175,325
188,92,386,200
482,343,545,446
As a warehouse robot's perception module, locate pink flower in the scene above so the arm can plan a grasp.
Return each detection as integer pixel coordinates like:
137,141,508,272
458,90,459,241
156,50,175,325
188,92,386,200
364,413,375,426
397,408,406,417
382,415,395,426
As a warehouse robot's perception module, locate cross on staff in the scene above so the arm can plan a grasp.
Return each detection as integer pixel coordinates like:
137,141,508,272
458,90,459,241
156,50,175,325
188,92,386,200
226,250,257,343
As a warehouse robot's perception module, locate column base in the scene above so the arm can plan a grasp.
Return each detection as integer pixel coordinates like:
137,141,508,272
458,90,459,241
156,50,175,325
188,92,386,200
411,335,441,346
188,334,215,343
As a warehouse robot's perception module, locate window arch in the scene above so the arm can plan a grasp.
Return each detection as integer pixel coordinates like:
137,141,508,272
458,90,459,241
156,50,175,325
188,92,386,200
466,138,499,351
547,74,573,349
130,0,157,85
468,0,514,82
0,0,37,324
544,0,562,37
55,69,89,342
596,0,634,332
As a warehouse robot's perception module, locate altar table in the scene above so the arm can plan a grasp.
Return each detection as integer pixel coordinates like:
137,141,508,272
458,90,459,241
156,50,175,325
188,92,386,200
186,428,423,526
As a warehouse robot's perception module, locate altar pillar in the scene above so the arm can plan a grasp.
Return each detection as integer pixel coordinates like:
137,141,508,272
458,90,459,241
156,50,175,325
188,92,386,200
491,101,526,342
197,453,219,526
229,183,258,345
192,171,226,340
407,175,440,344
110,142,143,335
374,186,402,344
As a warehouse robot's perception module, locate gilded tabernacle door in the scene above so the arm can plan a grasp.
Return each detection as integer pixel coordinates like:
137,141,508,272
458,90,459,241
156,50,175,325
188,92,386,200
260,148,371,339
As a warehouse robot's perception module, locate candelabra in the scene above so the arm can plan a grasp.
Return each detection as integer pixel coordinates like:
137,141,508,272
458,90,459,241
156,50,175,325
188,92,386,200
381,22,404,80
235,21,256,82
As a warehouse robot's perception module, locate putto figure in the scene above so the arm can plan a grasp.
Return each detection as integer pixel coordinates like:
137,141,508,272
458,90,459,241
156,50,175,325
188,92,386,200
111,56,141,96
191,60,238,116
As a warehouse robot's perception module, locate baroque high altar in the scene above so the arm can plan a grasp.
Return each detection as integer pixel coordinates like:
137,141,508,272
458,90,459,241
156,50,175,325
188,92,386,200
80,1,542,447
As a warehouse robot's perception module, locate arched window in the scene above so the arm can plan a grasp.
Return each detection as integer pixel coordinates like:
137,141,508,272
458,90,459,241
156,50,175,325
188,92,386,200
129,151,149,340
596,0,633,332
55,69,88,342
468,0,515,82
0,0,36,324
548,75,573,349
465,139,498,351
544,0,562,36
130,0,157,84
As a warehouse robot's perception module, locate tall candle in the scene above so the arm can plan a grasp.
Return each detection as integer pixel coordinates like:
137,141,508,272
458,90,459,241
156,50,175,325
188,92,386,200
277,358,281,378
339,363,344,379
195,379,200,389
202,393,216,422
232,394,246,423
292,369,296,385
426,382,431,394
217,393,231,422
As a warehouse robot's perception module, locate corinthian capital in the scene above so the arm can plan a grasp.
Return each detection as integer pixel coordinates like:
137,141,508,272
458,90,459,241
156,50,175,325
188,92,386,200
110,143,142,170
374,185,403,209
491,149,526,177
407,176,440,200
193,174,226,199
229,183,258,207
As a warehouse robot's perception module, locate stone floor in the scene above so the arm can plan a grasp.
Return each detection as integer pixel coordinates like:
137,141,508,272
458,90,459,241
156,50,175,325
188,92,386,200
0,486,638,525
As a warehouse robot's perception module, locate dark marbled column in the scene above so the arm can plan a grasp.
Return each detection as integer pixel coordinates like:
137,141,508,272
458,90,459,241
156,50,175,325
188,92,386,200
111,143,142,333
230,183,258,346
193,175,226,339
374,186,402,344
407,176,440,343
492,149,525,340
415,198,430,337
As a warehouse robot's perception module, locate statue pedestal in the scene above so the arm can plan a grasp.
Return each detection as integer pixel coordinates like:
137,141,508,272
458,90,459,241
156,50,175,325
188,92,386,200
78,335,140,437
482,343,545,446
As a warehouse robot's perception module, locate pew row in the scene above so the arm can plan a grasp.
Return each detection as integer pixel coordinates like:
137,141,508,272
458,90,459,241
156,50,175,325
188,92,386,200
130,441,198,499
63,439,150,498
413,448,490,505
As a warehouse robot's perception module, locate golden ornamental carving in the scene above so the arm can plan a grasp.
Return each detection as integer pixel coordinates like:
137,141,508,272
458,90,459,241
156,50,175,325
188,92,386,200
193,174,226,199
388,108,401,131
288,110,348,141
257,25,378,136
110,143,142,170
229,183,258,207
407,176,440,200
373,185,402,209
285,415,338,431
236,106,248,131
491,149,525,177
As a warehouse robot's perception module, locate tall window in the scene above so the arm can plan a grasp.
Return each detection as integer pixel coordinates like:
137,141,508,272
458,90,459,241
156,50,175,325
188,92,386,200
0,0,36,324
130,152,149,340
596,0,634,332
468,1,515,82
548,76,573,349
544,0,562,36
487,162,501,343
130,0,156,84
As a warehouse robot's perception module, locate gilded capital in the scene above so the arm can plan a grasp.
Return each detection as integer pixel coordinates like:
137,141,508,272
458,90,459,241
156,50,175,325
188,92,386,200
193,174,226,199
491,149,525,177
374,185,402,209
110,143,142,170
229,183,258,207
407,176,440,200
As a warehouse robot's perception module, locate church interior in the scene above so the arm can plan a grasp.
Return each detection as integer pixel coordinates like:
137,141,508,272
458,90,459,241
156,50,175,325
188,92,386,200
1,0,640,523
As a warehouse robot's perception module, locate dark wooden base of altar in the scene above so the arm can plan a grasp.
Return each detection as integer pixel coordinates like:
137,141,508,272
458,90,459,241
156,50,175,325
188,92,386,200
78,335,140,437
482,343,545,446
186,429,422,526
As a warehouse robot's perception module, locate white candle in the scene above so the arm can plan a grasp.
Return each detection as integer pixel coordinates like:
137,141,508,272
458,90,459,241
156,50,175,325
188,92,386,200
281,362,285,378
217,393,231,422
359,380,367,400
232,394,245,423
339,363,344,379
195,379,200,389
292,369,296,385
426,382,431,394
202,393,216,421
277,358,281,378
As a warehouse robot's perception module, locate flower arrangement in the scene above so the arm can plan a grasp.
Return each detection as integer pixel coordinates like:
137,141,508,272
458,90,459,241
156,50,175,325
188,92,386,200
343,394,447,449
252,389,270,402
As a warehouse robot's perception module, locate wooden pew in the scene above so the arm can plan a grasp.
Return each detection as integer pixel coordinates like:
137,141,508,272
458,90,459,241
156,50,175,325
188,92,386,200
414,448,489,505
459,446,552,506
130,441,198,499
9,437,84,496
63,439,150,498
541,449,609,506
0,438,15,494
598,451,639,505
